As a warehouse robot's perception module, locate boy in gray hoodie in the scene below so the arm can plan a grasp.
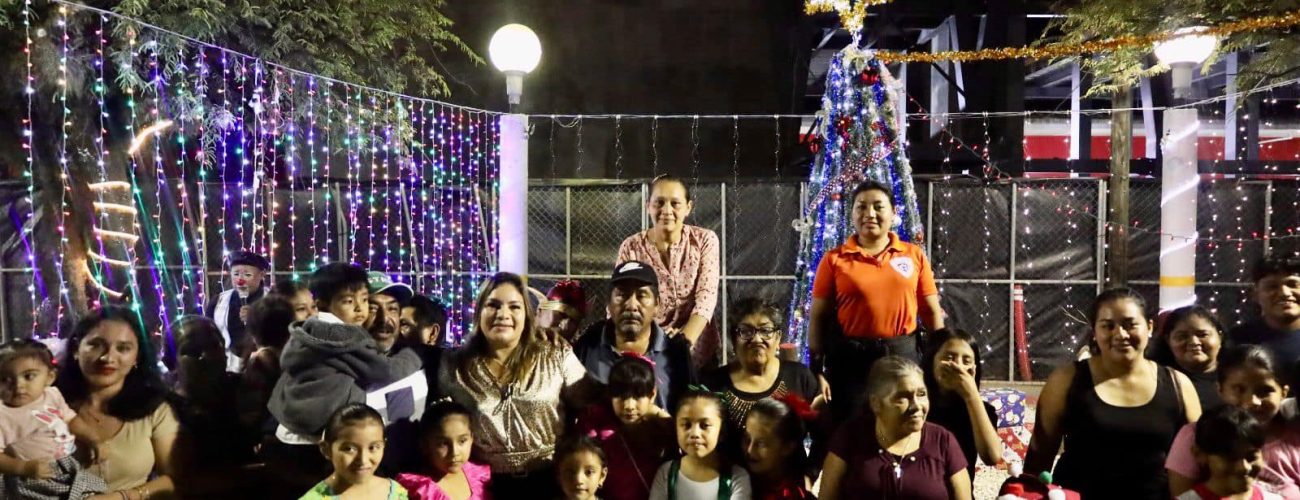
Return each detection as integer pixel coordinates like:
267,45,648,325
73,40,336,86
262,263,404,496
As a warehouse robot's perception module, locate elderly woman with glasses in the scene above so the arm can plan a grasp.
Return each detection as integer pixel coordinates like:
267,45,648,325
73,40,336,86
702,298,822,432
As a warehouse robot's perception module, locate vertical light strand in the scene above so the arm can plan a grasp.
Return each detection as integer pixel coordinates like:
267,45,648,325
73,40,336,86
147,43,171,331
217,50,232,269
434,104,447,302
192,44,210,312
21,0,42,333
90,13,112,307
254,64,271,258
690,115,701,187
474,109,487,273
365,94,380,268
171,44,197,317
613,115,623,179
234,56,250,254
306,76,318,272
285,72,301,279
55,4,71,331
455,108,470,340
345,84,360,263
574,117,584,177
409,100,427,288
120,27,145,313
320,81,334,266
651,116,660,175
381,96,394,273
466,108,482,340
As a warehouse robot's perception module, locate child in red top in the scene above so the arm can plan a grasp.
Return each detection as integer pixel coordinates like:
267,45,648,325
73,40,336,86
577,354,674,500
742,396,815,500
1176,405,1283,500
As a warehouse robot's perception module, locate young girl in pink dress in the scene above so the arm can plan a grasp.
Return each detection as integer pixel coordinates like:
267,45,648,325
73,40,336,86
396,400,492,500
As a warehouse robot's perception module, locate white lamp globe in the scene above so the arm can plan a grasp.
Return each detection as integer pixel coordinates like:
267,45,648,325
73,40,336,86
1153,27,1217,66
489,24,542,74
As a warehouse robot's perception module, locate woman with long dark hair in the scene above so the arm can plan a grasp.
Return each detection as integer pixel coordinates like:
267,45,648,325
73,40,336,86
919,328,1002,486
1026,288,1203,499
58,307,177,500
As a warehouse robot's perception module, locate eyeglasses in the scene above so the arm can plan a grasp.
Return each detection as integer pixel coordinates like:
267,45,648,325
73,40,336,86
736,326,780,341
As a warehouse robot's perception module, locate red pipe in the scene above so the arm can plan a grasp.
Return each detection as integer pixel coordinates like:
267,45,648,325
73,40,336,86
1013,285,1032,381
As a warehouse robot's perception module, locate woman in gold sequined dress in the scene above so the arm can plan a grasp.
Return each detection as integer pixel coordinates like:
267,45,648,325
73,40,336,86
437,272,596,499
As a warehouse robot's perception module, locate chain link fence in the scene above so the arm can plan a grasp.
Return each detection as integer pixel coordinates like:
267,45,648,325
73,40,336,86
1,177,1296,378
528,177,1300,381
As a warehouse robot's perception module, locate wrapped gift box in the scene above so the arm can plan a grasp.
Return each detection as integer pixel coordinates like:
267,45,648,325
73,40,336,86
982,388,1037,466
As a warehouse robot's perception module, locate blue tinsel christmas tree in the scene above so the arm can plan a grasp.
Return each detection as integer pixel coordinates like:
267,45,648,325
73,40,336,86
786,47,924,358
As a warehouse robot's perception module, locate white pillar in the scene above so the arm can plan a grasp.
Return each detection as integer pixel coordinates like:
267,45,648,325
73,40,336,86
1159,106,1198,312
498,113,528,275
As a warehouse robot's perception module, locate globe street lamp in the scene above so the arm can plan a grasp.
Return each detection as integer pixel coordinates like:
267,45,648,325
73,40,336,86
490,24,541,275
489,23,542,113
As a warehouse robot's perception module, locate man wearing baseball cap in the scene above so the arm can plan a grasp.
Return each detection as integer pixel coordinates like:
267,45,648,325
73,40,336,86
206,250,270,371
364,271,414,355
573,260,695,410
361,271,428,474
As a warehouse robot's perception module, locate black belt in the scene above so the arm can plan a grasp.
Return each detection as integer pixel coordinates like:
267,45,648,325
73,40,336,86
842,332,917,346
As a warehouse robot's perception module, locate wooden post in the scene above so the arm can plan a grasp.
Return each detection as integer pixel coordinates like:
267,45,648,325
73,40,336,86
1107,87,1132,286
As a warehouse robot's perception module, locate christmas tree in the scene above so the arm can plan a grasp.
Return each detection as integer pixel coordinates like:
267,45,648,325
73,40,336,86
786,47,924,358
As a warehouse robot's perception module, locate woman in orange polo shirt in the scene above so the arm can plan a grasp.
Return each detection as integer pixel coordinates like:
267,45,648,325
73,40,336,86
808,180,945,423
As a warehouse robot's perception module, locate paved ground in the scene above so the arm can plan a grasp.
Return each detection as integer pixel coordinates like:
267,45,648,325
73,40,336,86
976,466,1012,498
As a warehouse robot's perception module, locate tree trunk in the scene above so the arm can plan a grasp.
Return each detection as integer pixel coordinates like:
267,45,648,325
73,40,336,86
1107,87,1132,286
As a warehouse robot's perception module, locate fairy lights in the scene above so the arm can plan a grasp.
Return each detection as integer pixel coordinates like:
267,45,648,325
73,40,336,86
787,46,923,359
15,2,500,339
22,0,43,335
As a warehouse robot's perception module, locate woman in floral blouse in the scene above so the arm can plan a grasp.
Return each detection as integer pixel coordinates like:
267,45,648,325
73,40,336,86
617,174,721,370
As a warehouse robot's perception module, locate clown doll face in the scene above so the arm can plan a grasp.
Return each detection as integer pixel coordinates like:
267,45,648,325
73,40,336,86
231,264,265,296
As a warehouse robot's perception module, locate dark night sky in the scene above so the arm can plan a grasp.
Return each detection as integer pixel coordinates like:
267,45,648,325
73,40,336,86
434,1,814,180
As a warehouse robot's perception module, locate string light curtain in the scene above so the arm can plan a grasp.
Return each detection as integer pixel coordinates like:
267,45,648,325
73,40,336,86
23,2,500,341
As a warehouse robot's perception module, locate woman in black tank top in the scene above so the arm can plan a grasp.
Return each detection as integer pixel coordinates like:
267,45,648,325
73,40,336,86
1025,288,1202,499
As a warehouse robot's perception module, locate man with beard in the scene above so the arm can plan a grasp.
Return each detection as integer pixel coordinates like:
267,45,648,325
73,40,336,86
364,272,423,378
365,271,413,354
574,261,695,410
363,271,428,473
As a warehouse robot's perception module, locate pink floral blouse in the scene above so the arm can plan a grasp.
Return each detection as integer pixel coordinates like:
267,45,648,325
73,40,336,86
617,225,720,329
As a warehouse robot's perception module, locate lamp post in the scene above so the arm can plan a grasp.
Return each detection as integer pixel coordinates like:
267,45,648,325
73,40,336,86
489,24,541,275
1153,27,1216,312
489,24,542,113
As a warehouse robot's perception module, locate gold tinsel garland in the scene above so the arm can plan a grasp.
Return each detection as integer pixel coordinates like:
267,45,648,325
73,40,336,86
876,10,1300,63
804,1,1300,64
804,0,892,34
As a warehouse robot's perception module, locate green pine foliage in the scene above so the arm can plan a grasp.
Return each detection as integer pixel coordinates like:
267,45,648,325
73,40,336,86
119,0,481,96
1047,0,1300,96
5,0,480,97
